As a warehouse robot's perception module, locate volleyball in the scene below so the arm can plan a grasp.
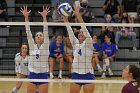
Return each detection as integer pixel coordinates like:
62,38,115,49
57,3,73,16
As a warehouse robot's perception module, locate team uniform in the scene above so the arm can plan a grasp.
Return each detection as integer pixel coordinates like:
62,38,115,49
122,81,139,93
26,24,49,85
15,52,28,75
101,42,117,78
49,41,64,59
93,42,100,54
102,42,117,57
66,26,95,85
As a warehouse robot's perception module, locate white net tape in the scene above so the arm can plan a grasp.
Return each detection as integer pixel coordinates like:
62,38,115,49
0,22,140,27
0,78,127,83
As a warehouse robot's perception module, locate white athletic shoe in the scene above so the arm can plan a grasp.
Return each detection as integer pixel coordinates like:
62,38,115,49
50,74,54,79
109,71,113,76
101,73,106,79
58,74,62,79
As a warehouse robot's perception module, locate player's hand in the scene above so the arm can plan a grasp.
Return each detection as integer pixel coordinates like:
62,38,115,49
38,6,50,18
73,5,80,16
20,6,31,18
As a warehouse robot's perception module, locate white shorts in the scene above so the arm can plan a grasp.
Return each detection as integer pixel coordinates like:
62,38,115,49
128,12,137,18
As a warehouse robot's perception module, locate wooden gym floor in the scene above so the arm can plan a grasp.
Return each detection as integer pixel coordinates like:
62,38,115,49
0,76,125,93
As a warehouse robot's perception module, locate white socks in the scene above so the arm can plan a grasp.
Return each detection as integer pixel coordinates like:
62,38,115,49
58,70,62,79
50,72,54,79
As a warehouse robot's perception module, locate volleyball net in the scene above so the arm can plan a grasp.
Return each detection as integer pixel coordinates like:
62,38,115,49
0,22,140,93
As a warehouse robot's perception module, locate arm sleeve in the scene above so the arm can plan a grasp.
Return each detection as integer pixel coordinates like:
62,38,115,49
15,55,19,73
25,24,34,49
66,25,79,48
43,24,49,49
81,26,93,49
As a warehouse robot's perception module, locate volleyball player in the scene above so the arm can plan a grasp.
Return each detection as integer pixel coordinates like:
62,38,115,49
63,5,95,93
122,65,140,93
12,43,29,93
20,6,50,93
92,35,102,72
101,34,117,78
49,35,64,79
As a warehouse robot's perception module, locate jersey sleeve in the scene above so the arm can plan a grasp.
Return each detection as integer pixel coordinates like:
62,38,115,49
15,54,20,73
25,24,34,49
81,26,93,50
43,24,49,50
66,25,79,48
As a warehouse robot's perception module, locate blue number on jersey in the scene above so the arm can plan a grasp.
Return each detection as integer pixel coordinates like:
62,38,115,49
24,63,28,66
36,54,39,59
78,49,82,56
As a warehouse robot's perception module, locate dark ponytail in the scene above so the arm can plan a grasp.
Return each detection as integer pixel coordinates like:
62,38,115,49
129,65,140,87
136,68,140,88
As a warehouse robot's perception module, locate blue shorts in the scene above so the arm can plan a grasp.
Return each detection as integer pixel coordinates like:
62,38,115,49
72,72,95,86
28,72,48,85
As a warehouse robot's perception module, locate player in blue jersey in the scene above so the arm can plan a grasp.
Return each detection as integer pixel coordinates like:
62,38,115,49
64,5,95,93
92,35,102,72
101,34,117,78
21,6,50,93
49,35,64,79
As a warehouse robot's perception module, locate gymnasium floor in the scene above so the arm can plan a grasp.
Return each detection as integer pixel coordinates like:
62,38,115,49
0,77,125,93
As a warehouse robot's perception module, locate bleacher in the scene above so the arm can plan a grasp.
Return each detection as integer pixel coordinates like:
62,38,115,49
0,0,139,76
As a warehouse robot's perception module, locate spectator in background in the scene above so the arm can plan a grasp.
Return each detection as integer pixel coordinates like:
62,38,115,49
122,0,138,23
49,35,64,79
92,35,102,72
100,14,115,43
0,0,8,22
103,0,121,22
122,65,140,93
115,11,137,50
101,34,117,78
64,37,73,78
52,3,67,37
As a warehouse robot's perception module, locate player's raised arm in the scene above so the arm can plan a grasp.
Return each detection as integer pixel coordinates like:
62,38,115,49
74,5,93,49
38,6,50,46
63,16,78,47
20,6,34,49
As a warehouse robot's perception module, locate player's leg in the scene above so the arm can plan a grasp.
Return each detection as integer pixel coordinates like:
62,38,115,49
70,83,81,93
107,58,114,76
38,84,48,93
49,57,55,79
27,82,37,93
12,73,25,93
83,83,95,93
58,57,64,79
101,57,107,78
94,54,102,72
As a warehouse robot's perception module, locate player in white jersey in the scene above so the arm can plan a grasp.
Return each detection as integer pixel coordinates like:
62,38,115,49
64,6,95,93
20,6,50,93
12,43,29,93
